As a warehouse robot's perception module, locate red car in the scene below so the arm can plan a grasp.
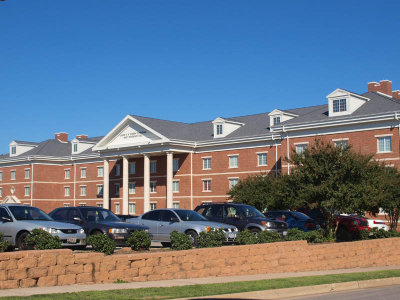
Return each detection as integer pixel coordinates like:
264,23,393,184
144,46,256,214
336,215,369,240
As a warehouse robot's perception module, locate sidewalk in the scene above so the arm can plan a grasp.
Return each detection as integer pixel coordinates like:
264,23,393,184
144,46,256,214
1,265,400,298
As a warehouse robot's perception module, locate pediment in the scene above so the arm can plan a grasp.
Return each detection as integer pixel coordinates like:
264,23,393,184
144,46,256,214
93,115,168,151
1,196,20,204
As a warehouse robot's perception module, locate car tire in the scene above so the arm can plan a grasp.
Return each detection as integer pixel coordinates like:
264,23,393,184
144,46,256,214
90,230,103,235
249,228,261,235
16,231,32,251
161,242,171,248
337,225,351,241
186,230,198,246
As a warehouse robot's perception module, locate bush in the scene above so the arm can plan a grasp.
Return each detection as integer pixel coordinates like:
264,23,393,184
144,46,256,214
285,228,326,243
170,230,192,250
0,232,9,252
24,229,62,250
87,233,116,255
196,228,226,248
285,228,308,241
126,230,151,251
257,230,282,243
236,229,258,245
359,228,400,240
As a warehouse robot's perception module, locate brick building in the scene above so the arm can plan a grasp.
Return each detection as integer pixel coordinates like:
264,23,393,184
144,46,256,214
1,80,400,215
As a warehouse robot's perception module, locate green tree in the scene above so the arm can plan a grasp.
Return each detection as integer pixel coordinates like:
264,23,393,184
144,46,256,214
378,168,400,231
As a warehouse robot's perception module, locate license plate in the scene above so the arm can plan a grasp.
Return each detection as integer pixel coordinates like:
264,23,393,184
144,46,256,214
228,233,236,238
67,238,77,244
282,231,287,236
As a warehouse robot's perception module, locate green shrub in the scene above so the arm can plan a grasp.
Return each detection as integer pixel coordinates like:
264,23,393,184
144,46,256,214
257,230,282,244
236,229,258,245
126,230,151,251
358,229,371,240
196,228,226,248
87,233,116,255
170,230,192,250
285,228,308,241
388,230,400,237
0,232,9,252
306,229,325,243
24,229,62,250
285,228,326,243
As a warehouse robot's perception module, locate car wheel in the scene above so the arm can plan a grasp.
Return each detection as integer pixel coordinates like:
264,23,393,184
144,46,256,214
249,228,261,235
336,225,351,241
16,231,32,251
161,242,171,248
186,230,198,246
91,230,103,235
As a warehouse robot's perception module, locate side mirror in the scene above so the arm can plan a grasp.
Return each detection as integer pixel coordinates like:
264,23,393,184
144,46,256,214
170,217,179,223
1,216,12,222
73,217,82,222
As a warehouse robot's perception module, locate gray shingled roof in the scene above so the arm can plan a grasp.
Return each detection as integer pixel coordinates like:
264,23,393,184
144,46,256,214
13,140,40,145
22,140,72,157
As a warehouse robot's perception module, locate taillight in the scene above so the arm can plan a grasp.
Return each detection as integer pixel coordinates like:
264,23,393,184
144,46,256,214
373,220,385,225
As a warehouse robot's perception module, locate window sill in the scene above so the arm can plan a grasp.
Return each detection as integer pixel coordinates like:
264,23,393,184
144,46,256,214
202,190,212,192
229,167,239,169
257,164,268,167
377,151,392,154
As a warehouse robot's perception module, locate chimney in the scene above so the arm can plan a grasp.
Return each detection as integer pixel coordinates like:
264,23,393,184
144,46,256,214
76,135,88,140
368,80,393,97
393,90,400,100
55,132,68,142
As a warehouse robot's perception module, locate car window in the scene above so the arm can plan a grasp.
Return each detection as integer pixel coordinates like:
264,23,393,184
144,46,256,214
8,206,53,221
195,207,205,215
174,210,207,221
161,210,178,222
206,205,223,218
142,210,161,221
237,205,264,218
0,207,11,220
80,207,120,222
291,212,311,220
224,206,240,218
51,209,68,221
68,209,81,220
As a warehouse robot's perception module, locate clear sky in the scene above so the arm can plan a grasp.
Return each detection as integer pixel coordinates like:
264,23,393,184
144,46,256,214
1,0,399,154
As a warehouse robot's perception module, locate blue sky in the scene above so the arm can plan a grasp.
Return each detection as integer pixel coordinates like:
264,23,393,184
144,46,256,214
1,0,399,154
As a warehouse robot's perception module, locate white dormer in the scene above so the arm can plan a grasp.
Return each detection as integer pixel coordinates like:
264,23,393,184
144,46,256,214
327,89,370,117
9,141,38,157
71,138,96,154
212,117,244,138
268,109,298,127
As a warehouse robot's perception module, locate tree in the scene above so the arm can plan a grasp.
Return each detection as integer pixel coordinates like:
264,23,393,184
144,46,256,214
378,168,400,231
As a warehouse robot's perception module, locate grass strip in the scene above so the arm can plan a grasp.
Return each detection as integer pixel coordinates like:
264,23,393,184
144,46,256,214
2,269,400,300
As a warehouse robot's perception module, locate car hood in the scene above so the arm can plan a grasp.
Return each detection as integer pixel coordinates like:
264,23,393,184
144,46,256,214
184,220,236,230
97,221,148,230
20,220,83,230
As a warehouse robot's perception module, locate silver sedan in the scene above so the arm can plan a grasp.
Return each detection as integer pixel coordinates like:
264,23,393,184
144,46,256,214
127,208,238,245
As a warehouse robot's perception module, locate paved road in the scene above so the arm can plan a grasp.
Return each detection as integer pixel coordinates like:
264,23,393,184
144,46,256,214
285,285,400,300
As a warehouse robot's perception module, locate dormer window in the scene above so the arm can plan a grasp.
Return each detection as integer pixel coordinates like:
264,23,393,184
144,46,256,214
216,124,223,135
73,143,78,153
333,99,347,113
11,146,16,155
273,117,281,125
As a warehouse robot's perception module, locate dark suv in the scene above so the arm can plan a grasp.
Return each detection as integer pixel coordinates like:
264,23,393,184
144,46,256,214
194,203,288,236
49,206,149,246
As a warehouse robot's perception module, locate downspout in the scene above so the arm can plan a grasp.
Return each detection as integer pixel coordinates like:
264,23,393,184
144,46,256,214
395,112,400,155
30,158,34,206
275,138,278,178
73,159,76,207
283,126,290,175
190,151,193,210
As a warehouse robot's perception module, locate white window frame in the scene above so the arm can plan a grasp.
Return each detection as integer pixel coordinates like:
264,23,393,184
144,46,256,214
150,202,157,210
150,181,157,193
129,202,136,214
172,180,179,193
332,138,349,149
10,170,16,180
216,124,223,135
80,167,87,178
129,182,136,194
65,169,70,179
11,146,16,155
115,183,120,196
0,171,2,181
129,162,136,174
273,116,281,125
295,143,309,154
63,203,70,207
173,158,179,172
376,135,392,153
228,154,239,168
257,152,268,166
115,164,121,176
229,177,239,189
150,160,157,173
97,184,103,196
97,166,104,177
172,202,179,209
25,169,30,179
202,157,211,170
24,186,30,197
80,185,87,197
79,203,86,207
73,143,78,153
97,203,103,208
64,186,70,197
333,98,347,113
0,187,2,197
202,179,212,192
115,203,120,214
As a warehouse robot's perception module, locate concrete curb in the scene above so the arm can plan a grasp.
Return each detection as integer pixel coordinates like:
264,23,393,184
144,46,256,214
185,277,400,299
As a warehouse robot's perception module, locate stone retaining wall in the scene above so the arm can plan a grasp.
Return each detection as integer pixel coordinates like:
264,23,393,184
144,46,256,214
1,238,400,289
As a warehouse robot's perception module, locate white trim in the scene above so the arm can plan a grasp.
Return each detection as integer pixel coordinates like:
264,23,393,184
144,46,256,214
227,154,239,157
332,138,349,142
374,134,393,138
293,142,309,145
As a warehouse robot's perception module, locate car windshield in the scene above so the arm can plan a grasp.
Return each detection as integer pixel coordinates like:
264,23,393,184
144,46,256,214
9,206,53,221
291,212,311,220
80,208,121,222
174,210,207,221
238,205,265,218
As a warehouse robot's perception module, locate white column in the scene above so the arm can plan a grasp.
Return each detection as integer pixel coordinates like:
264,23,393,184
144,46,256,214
122,156,129,215
103,159,110,209
143,154,150,213
166,152,173,208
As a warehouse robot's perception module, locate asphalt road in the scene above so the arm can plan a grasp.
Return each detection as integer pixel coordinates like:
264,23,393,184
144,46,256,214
285,285,400,300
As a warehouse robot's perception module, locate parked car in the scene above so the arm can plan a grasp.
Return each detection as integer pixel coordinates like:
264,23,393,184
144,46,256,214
194,203,288,236
264,210,321,232
126,208,238,246
0,204,86,250
49,206,149,246
335,214,369,241
116,214,138,222
366,218,389,231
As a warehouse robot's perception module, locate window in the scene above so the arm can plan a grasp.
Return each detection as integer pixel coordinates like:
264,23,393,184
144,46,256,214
150,160,157,173
24,186,30,196
150,181,156,193
115,203,120,214
97,203,103,208
80,168,86,178
97,166,104,177
25,169,30,179
229,155,238,168
129,203,136,214
257,153,267,166
11,170,16,180
203,158,211,170
79,203,86,207
0,171,2,181
115,164,120,176
115,183,120,196
97,185,103,196
333,99,347,113
0,188,3,197
334,140,348,149
378,136,392,153
203,179,212,191
173,202,179,209
229,178,239,189
273,117,281,125
150,203,157,210
80,186,86,196
129,182,136,194
172,181,179,192
65,169,70,179
73,143,78,153
11,146,16,155
64,203,70,207
129,162,136,174
296,144,308,154
173,158,179,172
216,124,223,135
64,186,70,197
